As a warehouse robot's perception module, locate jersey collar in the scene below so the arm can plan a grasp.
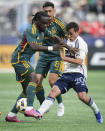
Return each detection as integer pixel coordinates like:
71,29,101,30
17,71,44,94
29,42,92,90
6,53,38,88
47,17,55,26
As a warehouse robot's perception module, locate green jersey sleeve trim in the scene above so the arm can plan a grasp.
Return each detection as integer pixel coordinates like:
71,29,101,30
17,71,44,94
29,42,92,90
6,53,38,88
54,17,65,30
25,24,37,43
32,24,36,34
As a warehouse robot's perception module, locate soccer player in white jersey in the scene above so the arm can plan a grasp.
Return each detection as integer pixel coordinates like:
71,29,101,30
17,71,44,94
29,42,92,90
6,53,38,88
37,22,103,123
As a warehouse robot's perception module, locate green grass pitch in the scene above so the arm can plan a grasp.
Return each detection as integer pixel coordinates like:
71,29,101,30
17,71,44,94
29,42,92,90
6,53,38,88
0,70,105,131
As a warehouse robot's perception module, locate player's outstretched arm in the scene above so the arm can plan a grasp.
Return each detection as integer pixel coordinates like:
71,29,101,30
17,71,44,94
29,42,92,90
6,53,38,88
52,35,79,52
29,42,64,51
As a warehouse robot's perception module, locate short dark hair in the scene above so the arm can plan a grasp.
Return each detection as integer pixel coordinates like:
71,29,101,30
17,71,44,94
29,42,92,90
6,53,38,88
32,11,49,24
66,22,79,32
43,2,54,8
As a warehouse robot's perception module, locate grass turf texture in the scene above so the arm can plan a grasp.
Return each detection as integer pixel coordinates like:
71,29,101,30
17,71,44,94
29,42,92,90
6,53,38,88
0,70,105,131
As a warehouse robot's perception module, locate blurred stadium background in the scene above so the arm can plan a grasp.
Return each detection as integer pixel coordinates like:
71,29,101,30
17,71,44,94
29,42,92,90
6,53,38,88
0,0,105,71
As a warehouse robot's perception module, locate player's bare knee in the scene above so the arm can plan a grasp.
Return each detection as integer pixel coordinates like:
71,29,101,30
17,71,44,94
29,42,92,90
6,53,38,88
49,74,58,87
37,78,42,86
36,74,43,86
48,85,61,98
78,92,86,102
49,80,55,87
29,72,38,83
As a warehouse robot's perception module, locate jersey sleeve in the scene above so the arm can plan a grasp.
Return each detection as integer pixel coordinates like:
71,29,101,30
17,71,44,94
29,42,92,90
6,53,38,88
55,18,66,38
25,24,37,44
58,23,66,38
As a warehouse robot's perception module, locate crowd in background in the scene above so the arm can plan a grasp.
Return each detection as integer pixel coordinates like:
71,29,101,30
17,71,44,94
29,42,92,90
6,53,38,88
1,0,105,37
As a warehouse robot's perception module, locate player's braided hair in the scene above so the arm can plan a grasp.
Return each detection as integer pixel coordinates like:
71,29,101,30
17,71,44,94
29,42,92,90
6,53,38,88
32,11,49,24
66,22,79,32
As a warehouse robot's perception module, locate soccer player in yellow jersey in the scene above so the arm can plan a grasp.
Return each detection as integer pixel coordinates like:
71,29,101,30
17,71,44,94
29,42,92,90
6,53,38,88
5,11,68,122
35,2,66,117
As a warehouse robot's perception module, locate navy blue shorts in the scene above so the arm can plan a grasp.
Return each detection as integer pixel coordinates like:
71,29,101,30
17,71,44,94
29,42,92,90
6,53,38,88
54,73,88,94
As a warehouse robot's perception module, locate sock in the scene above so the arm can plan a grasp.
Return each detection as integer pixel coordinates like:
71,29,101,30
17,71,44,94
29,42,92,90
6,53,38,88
36,87,45,105
56,94,62,104
88,97,99,114
58,102,64,107
11,93,25,113
8,112,17,117
38,96,55,115
26,106,33,111
26,82,36,107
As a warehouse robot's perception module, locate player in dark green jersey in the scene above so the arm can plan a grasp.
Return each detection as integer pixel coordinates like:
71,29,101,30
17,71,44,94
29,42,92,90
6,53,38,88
5,11,67,122
35,2,66,116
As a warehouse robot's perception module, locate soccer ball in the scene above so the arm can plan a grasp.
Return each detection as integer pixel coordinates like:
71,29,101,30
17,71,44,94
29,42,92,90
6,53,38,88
16,98,27,113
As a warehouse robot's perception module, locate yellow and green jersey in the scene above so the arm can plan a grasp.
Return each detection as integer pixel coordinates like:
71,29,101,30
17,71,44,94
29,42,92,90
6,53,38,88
11,24,43,64
40,17,66,58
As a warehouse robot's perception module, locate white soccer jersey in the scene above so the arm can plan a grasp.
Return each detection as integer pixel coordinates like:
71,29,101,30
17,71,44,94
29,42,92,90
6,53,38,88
64,35,88,78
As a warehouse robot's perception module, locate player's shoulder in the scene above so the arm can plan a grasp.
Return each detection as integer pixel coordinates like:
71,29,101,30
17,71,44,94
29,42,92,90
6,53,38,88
54,17,65,28
27,24,37,35
54,17,64,23
78,36,88,50
78,36,87,45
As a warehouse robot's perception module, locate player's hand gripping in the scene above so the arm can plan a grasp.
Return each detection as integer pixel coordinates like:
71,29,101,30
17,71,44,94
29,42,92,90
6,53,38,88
52,35,79,53
53,44,65,50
